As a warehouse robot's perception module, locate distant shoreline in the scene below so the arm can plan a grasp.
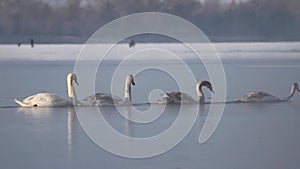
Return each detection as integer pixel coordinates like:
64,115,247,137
1,35,300,44
1,42,299,61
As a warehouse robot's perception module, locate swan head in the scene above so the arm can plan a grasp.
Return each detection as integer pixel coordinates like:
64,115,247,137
126,75,135,86
72,74,79,86
293,83,300,92
67,73,79,86
196,80,214,96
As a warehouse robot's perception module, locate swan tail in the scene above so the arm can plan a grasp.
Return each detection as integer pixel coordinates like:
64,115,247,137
14,99,30,107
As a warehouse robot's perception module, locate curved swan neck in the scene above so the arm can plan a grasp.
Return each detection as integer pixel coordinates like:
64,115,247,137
196,83,205,104
197,81,213,104
284,84,297,101
196,83,203,96
67,73,77,105
124,78,132,103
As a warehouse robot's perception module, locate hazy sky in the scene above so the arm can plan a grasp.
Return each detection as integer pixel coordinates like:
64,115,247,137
45,0,249,6
200,0,249,2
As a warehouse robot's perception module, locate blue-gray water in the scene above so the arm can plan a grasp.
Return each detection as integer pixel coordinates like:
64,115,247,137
1,43,300,169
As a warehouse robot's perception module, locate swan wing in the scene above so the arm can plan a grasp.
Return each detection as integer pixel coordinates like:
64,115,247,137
239,91,280,103
159,92,196,104
83,93,124,106
180,92,197,103
16,93,71,107
158,92,180,104
14,99,31,107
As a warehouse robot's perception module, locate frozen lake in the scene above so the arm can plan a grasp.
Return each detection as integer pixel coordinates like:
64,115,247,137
0,42,300,169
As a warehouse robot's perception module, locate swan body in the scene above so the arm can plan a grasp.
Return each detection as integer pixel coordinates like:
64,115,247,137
83,75,135,106
83,93,123,106
158,92,197,104
159,92,197,104
14,93,72,107
14,73,79,107
238,92,280,103
158,80,214,104
238,83,300,103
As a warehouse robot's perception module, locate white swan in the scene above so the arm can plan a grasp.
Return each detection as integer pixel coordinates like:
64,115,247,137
158,80,214,104
14,73,79,107
83,75,135,106
238,83,300,103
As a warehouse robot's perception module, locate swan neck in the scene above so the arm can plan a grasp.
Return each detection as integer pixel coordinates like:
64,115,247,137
199,96,205,104
285,84,296,101
67,74,77,105
124,81,131,103
197,85,205,104
197,83,204,95
198,88,204,96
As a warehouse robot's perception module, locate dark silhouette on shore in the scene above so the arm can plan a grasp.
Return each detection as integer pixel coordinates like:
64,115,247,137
129,39,135,48
30,39,34,48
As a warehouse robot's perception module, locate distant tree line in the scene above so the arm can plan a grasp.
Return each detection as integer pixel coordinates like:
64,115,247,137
0,0,299,43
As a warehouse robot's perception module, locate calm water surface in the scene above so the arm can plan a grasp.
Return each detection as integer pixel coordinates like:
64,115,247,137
0,43,300,169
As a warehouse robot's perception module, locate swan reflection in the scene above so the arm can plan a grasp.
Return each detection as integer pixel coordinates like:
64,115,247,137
67,108,75,146
124,105,133,137
16,107,53,118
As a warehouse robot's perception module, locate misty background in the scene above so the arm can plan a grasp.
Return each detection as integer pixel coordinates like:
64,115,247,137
0,0,299,43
